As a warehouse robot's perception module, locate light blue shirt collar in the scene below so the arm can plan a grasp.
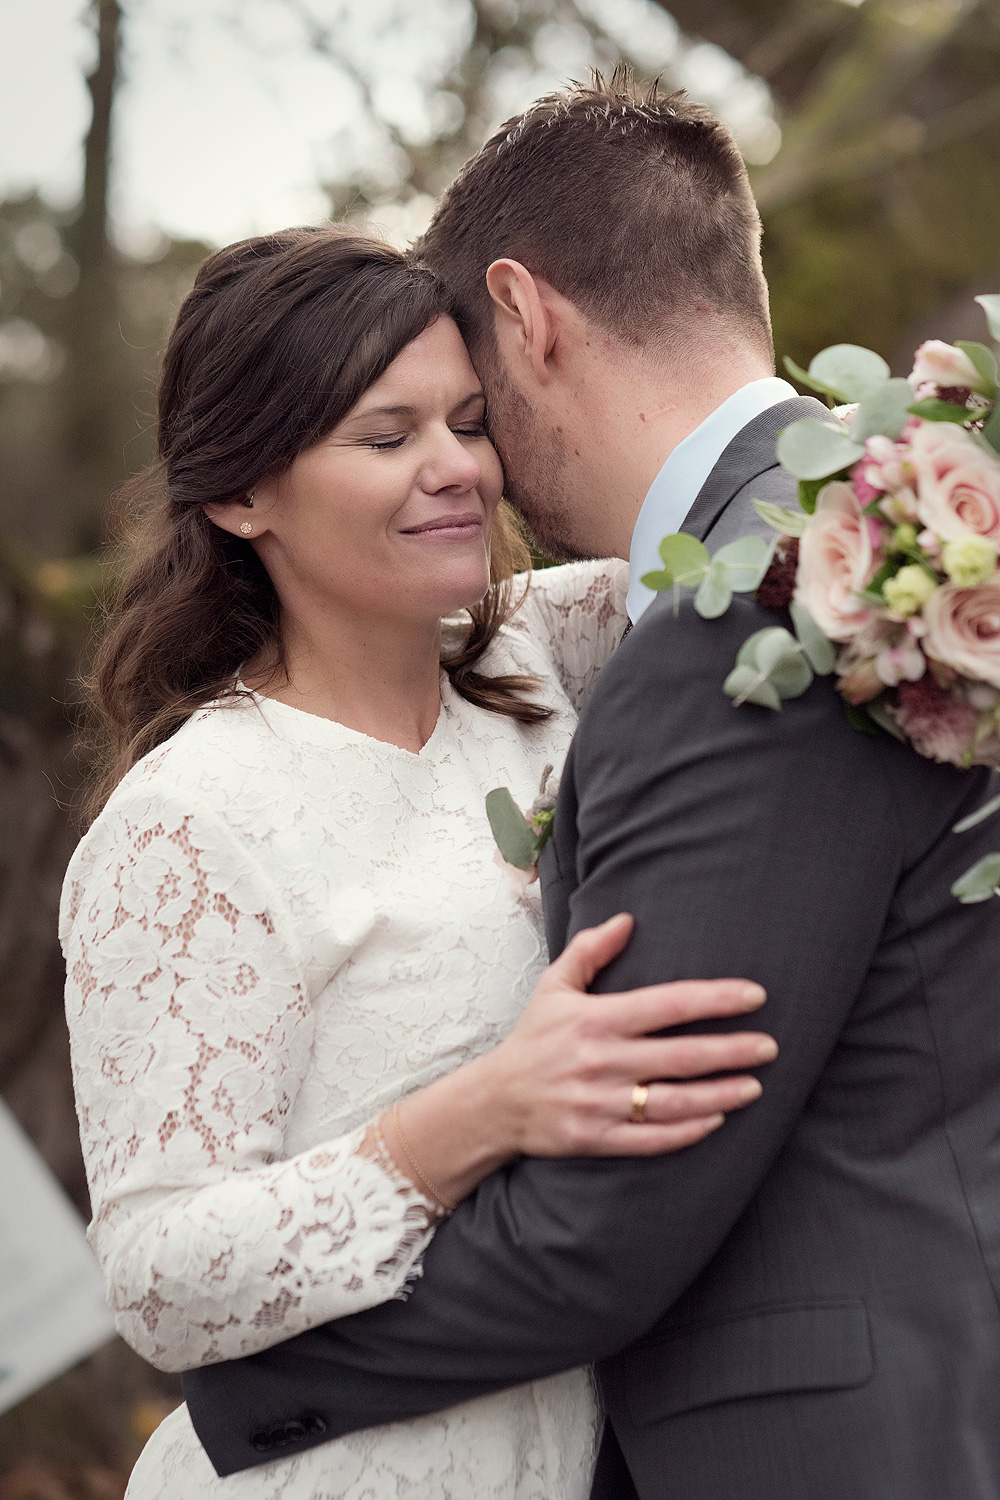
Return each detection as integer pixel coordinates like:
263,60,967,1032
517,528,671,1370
626,376,797,623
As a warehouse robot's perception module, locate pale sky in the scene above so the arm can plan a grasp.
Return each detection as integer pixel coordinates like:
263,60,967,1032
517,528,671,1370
0,0,780,251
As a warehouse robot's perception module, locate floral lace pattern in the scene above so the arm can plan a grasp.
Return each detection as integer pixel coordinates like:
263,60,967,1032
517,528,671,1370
61,560,628,1500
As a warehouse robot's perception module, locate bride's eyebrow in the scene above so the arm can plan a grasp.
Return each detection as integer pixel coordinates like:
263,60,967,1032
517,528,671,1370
347,391,485,424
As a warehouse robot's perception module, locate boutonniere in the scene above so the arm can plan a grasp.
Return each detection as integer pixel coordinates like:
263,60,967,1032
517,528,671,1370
486,763,558,891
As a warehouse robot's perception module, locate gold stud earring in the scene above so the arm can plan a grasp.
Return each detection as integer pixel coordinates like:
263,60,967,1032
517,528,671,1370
239,521,253,535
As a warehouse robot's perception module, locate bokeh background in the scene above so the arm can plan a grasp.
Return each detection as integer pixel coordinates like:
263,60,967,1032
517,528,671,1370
1,0,999,1493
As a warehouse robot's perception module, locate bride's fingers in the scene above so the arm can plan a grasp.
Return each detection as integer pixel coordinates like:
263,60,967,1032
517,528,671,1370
594,978,767,1036
619,1031,778,1082
600,1114,727,1157
627,1075,763,1122
547,914,635,994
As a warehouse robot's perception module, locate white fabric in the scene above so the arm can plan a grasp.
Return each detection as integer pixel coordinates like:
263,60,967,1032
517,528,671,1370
61,559,629,1500
626,375,797,623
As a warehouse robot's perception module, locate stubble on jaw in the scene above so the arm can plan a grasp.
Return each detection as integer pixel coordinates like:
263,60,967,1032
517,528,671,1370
482,366,595,565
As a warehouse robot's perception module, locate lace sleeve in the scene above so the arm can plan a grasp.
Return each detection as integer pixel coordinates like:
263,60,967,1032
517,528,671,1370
60,788,438,1374
513,559,630,713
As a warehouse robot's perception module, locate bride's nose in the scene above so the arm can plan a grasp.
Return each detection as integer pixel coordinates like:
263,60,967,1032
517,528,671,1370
423,426,482,494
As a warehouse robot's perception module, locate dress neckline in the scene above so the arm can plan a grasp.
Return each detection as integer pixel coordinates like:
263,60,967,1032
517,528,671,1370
237,677,453,761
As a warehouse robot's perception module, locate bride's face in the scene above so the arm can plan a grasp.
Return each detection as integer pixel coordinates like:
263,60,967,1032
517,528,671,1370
240,316,504,627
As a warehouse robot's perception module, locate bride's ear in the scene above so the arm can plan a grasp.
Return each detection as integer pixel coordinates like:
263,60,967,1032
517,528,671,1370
486,259,557,386
204,484,275,540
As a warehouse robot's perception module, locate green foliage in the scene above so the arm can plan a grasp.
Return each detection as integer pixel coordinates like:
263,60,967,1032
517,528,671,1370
789,600,836,674
976,297,1000,344
797,477,829,515
640,533,710,593
776,418,864,481
952,853,1000,904
485,787,536,871
724,626,814,710
981,403,1000,458
955,341,999,398
753,499,809,536
906,398,972,423
953,792,1000,833
643,533,775,619
849,378,913,442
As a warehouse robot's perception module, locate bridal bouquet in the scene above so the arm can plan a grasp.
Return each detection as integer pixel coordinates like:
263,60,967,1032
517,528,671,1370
643,293,1000,903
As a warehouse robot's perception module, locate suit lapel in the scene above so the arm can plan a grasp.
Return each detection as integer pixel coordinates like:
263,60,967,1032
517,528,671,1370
680,396,830,543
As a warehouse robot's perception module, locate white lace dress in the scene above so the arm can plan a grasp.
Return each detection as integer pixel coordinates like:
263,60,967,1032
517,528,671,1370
61,560,629,1500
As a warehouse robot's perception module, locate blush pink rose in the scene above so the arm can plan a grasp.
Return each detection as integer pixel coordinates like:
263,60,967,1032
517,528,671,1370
908,420,1000,544
794,481,874,641
921,579,1000,689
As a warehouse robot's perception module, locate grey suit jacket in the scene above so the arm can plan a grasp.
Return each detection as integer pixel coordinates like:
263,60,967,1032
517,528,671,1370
184,397,1000,1499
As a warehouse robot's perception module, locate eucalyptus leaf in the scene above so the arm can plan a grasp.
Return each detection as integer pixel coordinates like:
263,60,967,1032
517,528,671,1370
657,533,710,586
849,378,914,443
695,562,733,619
713,534,777,592
640,568,673,591
752,498,809,537
953,792,1000,833
975,294,1000,344
776,419,864,482
789,600,836,675
951,852,1000,904
731,626,813,705
809,345,890,403
907,398,971,424
723,663,782,710
782,356,843,403
753,629,814,699
485,787,536,871
955,341,1000,395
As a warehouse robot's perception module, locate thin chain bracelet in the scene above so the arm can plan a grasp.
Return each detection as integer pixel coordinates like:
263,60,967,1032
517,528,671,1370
389,1101,457,1212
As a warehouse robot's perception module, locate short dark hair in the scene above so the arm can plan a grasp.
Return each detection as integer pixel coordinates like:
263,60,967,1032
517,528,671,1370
416,69,772,358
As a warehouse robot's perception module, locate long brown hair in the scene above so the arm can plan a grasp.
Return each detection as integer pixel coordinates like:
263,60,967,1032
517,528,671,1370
84,226,548,820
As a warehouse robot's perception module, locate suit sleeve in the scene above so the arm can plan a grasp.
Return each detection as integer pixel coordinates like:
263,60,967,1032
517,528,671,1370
188,594,916,1434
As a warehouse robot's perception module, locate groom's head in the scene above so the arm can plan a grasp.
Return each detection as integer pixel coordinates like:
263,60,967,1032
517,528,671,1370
416,72,774,559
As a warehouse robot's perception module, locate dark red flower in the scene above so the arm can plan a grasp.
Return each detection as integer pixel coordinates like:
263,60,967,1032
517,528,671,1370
756,537,800,611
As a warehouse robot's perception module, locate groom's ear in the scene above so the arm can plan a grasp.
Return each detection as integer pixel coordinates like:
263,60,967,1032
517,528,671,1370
485,260,556,385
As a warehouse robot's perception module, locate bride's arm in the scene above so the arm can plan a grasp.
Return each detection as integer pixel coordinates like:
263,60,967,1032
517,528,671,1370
63,786,769,1373
62,788,443,1373
509,558,629,713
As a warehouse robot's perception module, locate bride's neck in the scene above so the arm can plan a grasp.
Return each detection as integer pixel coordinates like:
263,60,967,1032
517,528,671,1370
251,603,444,754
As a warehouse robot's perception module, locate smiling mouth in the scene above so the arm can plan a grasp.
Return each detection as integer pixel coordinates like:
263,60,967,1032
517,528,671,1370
401,512,483,537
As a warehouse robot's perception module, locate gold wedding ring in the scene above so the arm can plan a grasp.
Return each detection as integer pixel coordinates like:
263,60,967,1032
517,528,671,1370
629,1084,649,1124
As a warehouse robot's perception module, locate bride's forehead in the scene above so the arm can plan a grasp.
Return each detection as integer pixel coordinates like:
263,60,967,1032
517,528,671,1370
355,321,483,409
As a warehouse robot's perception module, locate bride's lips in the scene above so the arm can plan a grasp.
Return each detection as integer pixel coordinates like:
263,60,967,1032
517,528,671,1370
400,512,483,541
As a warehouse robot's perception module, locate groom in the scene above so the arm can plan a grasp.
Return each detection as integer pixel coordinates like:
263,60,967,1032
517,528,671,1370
184,77,1000,1497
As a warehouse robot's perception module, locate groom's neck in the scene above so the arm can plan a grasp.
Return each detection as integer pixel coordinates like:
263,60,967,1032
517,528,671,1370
584,339,775,559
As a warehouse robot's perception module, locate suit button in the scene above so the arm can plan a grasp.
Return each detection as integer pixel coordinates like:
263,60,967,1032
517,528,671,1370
283,1420,307,1443
250,1429,274,1452
304,1413,328,1437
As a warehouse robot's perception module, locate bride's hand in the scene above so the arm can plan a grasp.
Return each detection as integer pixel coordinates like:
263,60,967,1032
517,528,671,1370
484,912,775,1158
383,913,776,1209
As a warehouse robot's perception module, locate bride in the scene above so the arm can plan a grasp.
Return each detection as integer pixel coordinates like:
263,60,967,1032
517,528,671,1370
61,226,774,1500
